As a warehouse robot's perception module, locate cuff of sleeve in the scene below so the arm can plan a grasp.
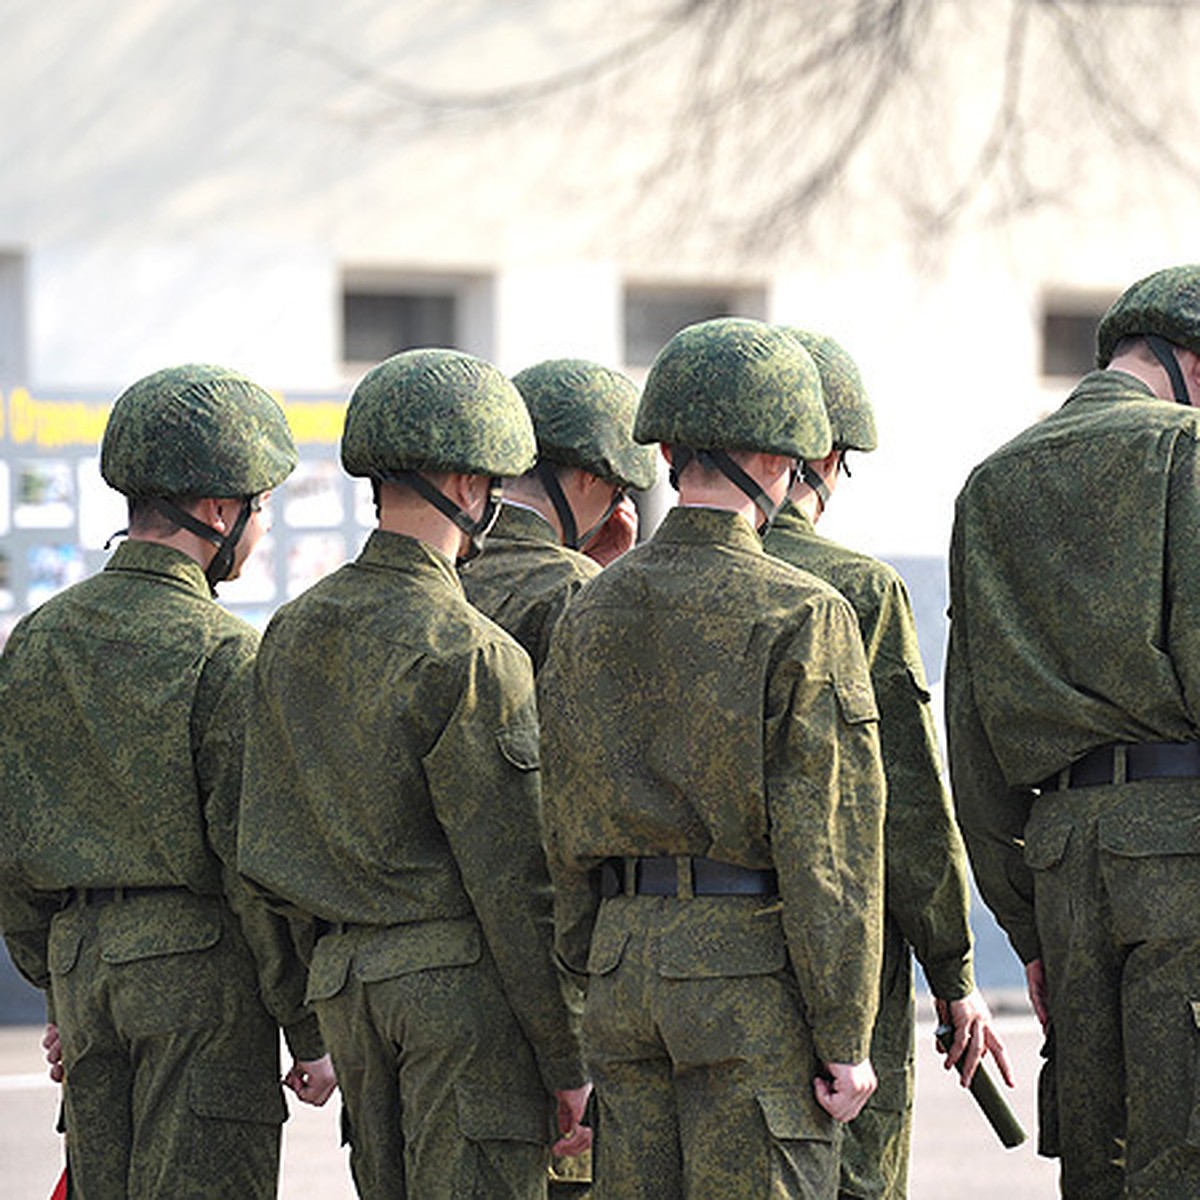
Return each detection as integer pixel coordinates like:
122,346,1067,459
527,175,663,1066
812,1006,874,1067
282,1012,325,1062
537,1051,588,1096
923,956,975,1002
1007,924,1041,966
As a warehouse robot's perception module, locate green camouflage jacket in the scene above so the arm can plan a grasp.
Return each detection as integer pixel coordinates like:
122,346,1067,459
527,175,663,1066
0,540,321,1056
460,503,599,670
539,505,886,1064
238,528,584,1091
765,502,974,1000
946,370,1200,963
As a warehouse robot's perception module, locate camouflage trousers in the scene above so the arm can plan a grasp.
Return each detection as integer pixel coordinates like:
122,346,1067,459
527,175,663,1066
583,895,842,1199
308,918,553,1200
838,921,914,1200
47,889,285,1200
1025,784,1200,1198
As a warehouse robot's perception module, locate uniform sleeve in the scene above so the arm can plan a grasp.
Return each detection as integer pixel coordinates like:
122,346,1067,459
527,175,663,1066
945,510,1039,965
869,577,974,1000
1165,432,1200,721
766,599,885,1066
196,639,324,1061
424,638,586,1094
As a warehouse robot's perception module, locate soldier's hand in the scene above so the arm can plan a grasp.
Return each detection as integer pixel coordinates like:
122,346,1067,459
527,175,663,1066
813,1059,876,1122
42,1023,63,1084
284,1054,338,1106
551,1082,594,1156
936,990,1015,1089
583,497,638,566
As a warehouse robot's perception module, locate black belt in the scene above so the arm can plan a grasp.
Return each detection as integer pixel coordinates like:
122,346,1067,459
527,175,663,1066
1037,742,1200,792
599,856,778,899
70,885,188,906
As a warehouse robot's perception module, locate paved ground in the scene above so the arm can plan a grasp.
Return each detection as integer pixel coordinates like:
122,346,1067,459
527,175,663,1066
1,994,1059,1198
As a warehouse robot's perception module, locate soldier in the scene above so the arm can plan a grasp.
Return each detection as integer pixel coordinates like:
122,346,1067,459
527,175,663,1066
462,359,657,1196
0,364,335,1198
764,330,1011,1199
946,264,1200,1196
238,348,591,1199
538,318,887,1199
461,357,657,669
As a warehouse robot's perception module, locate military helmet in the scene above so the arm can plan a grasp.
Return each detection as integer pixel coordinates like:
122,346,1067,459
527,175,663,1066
634,318,831,460
101,363,297,497
512,358,657,491
1096,264,1200,367
782,329,878,452
342,348,536,479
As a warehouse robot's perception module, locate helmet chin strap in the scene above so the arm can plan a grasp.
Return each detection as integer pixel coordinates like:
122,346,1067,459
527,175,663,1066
147,496,254,595
1146,335,1191,405
669,447,790,535
383,471,503,564
535,461,579,550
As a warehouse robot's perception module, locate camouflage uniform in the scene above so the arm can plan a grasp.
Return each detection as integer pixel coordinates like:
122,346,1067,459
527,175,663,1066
0,366,318,1199
461,358,656,671
461,359,657,1195
538,320,886,1199
238,349,586,1200
765,329,974,1199
947,270,1200,1197
766,501,973,1198
462,502,600,670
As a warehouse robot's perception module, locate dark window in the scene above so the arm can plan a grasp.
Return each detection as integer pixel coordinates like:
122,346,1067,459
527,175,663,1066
1041,307,1104,378
342,292,456,362
624,287,751,367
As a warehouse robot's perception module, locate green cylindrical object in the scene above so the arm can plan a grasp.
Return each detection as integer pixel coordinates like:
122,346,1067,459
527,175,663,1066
935,1023,1028,1149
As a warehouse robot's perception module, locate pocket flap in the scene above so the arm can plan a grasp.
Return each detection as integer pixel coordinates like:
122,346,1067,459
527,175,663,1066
834,675,878,725
585,911,629,976
190,1063,287,1125
659,906,786,979
1099,796,1200,858
306,935,352,1003
455,1080,546,1144
755,1087,834,1143
99,892,222,964
1023,819,1072,871
48,925,82,976
496,720,540,771
354,918,481,983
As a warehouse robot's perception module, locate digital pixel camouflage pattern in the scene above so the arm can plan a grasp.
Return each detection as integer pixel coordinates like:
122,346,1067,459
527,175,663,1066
633,318,832,460
341,348,537,479
512,359,658,490
765,501,974,1200
1096,264,1200,366
238,529,585,1199
780,332,878,452
539,506,885,1198
461,504,600,671
946,368,1200,1196
0,540,321,1198
100,363,298,497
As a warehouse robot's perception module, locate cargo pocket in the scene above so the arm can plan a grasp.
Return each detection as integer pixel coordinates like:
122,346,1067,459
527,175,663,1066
1099,796,1200,942
189,1062,287,1180
658,906,786,979
834,674,880,726
755,1088,838,1197
453,1080,547,1195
